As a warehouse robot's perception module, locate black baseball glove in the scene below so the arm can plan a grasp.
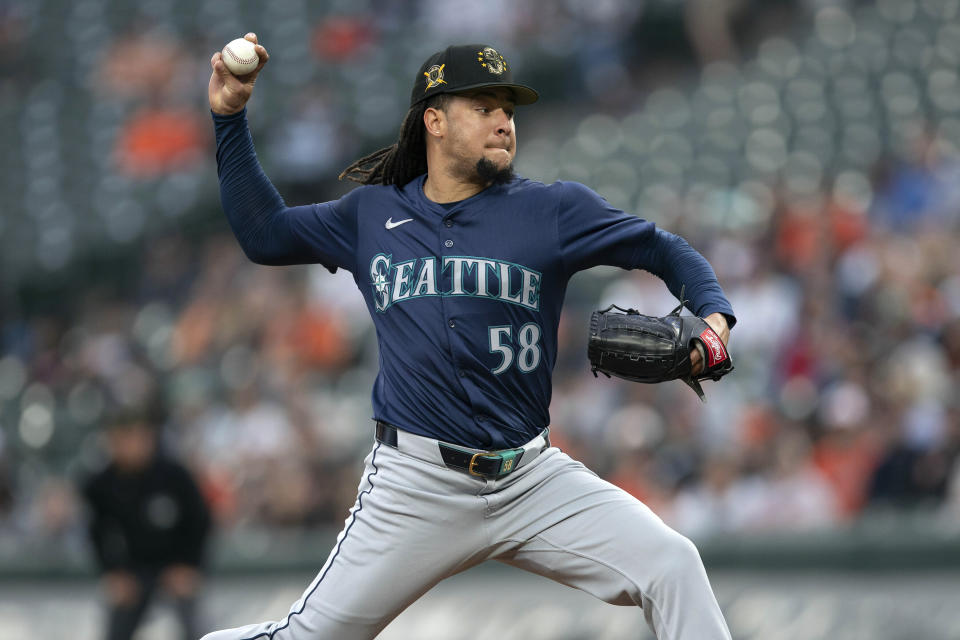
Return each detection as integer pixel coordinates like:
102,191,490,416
588,291,733,400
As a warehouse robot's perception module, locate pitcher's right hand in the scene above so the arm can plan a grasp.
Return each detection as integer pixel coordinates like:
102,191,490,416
208,32,269,115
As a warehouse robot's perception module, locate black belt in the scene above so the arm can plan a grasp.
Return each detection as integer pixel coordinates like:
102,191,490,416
375,421,547,479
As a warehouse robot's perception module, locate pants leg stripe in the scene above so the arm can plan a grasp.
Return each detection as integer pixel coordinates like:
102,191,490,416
239,443,383,640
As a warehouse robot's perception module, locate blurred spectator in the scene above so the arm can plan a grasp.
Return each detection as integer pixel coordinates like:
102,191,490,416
672,452,755,537
416,0,520,44
80,404,211,640
0,2,27,85
685,0,749,64
96,28,185,102
869,400,954,508
311,15,377,61
114,105,206,178
760,429,840,529
267,89,346,186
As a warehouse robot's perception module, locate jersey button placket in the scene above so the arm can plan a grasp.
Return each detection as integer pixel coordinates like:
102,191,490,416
440,218,468,391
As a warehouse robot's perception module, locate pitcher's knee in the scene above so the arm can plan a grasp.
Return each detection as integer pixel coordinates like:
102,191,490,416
645,528,707,585
605,530,706,608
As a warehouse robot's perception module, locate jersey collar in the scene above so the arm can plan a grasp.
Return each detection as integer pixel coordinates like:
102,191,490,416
406,173,515,217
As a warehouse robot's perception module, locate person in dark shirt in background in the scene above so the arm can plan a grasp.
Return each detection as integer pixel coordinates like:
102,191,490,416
82,404,211,640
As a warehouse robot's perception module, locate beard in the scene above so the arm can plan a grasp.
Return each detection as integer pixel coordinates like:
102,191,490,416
475,157,515,185
446,139,515,186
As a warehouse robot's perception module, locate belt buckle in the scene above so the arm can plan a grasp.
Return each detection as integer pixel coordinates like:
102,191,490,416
469,449,523,478
468,452,499,477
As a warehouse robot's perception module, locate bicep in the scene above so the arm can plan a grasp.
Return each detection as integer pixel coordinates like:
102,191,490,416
557,181,658,275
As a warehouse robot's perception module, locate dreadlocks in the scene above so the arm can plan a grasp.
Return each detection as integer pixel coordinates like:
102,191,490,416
339,94,450,187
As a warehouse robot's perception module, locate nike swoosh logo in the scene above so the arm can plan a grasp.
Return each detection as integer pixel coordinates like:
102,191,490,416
385,217,413,230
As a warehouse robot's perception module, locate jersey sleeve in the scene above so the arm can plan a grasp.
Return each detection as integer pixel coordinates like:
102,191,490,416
556,181,736,325
213,109,359,273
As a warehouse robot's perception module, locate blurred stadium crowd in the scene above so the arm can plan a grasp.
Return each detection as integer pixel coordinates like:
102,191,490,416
2,0,960,570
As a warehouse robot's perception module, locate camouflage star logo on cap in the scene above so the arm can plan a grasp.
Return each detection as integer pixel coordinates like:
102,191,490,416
424,64,446,91
409,44,538,107
477,47,506,75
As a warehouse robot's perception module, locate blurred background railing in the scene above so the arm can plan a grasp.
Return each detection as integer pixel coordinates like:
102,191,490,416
2,0,960,607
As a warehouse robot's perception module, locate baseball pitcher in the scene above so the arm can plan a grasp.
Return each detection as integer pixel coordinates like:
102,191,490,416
205,35,735,640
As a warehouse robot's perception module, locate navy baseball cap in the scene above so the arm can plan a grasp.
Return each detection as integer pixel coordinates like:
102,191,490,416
410,44,539,107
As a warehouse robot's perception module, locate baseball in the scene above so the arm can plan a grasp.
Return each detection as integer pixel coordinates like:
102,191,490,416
221,38,259,76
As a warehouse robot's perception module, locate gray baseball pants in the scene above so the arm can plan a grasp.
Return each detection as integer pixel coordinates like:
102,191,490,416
201,427,731,640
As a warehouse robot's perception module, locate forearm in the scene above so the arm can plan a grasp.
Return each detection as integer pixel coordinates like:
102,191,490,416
647,230,736,327
212,109,297,264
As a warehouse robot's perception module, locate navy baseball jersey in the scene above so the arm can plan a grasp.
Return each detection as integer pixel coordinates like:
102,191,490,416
214,110,735,450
